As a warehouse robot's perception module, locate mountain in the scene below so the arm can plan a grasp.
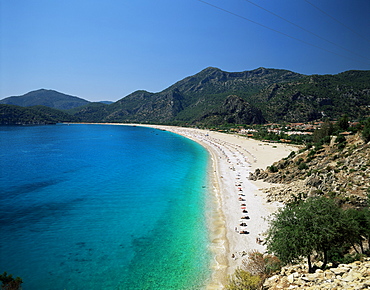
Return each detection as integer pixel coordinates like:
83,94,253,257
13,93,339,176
0,89,90,110
196,95,266,125
74,67,369,125
67,102,110,123
2,67,369,125
250,70,370,122
89,67,369,124
75,67,303,124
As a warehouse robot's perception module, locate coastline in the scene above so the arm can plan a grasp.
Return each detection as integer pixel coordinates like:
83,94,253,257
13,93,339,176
84,123,298,288
126,124,298,288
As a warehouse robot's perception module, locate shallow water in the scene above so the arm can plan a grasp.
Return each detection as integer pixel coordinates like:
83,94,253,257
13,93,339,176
0,124,211,289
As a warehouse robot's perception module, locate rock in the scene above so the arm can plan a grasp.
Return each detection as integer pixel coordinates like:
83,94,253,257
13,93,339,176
263,260,370,290
330,267,350,275
287,273,295,283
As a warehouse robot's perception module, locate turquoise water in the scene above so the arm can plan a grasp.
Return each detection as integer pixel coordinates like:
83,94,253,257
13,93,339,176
0,124,211,289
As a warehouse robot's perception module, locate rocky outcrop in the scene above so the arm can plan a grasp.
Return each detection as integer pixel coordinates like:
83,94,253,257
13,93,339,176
198,95,266,125
249,133,370,207
263,258,370,289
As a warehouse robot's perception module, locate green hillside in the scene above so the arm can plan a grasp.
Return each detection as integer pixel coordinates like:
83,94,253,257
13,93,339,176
2,68,369,125
0,104,78,125
250,70,370,122
76,67,304,124
0,104,55,125
0,89,89,110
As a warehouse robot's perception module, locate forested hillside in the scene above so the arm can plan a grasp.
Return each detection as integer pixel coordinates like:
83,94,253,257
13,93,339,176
1,68,369,125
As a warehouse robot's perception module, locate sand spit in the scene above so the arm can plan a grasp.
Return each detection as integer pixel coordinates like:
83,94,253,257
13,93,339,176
99,123,298,288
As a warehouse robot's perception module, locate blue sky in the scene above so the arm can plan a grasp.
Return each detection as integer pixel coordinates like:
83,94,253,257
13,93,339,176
1,0,369,102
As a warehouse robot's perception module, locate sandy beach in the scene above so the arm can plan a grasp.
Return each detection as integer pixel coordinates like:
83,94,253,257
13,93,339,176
117,124,298,288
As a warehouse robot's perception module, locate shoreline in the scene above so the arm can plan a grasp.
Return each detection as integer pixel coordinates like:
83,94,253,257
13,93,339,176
72,123,297,288
125,124,298,288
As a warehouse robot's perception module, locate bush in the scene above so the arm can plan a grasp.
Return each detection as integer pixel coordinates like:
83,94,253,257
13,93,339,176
307,149,316,157
243,250,282,278
226,269,262,290
298,162,308,170
269,165,278,173
296,158,304,165
338,142,346,150
336,135,346,144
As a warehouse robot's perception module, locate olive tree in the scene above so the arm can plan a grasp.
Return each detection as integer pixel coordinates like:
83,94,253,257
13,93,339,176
265,197,345,272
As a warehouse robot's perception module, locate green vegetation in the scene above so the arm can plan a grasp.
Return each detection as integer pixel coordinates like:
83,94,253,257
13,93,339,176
0,104,78,125
226,250,282,289
251,71,370,123
0,272,22,290
242,250,282,278
1,68,369,126
226,269,262,290
0,104,56,125
266,197,370,273
362,117,370,143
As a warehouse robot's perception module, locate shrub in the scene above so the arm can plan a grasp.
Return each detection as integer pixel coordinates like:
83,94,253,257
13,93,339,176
242,250,282,278
336,134,346,144
269,165,278,173
298,162,308,170
307,150,316,157
226,269,262,290
337,142,346,150
296,158,304,165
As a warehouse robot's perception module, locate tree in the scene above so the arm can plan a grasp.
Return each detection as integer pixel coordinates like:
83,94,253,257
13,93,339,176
0,272,23,290
342,208,370,254
362,117,370,143
313,120,334,145
336,114,349,130
266,197,345,272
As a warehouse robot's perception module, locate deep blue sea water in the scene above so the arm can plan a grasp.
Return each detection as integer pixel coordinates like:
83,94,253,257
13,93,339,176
0,124,211,289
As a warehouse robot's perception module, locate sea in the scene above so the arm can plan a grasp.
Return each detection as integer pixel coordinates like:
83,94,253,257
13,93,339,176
0,124,212,290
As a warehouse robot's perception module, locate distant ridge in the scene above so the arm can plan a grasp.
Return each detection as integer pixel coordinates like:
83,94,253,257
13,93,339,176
0,89,90,110
1,67,370,125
